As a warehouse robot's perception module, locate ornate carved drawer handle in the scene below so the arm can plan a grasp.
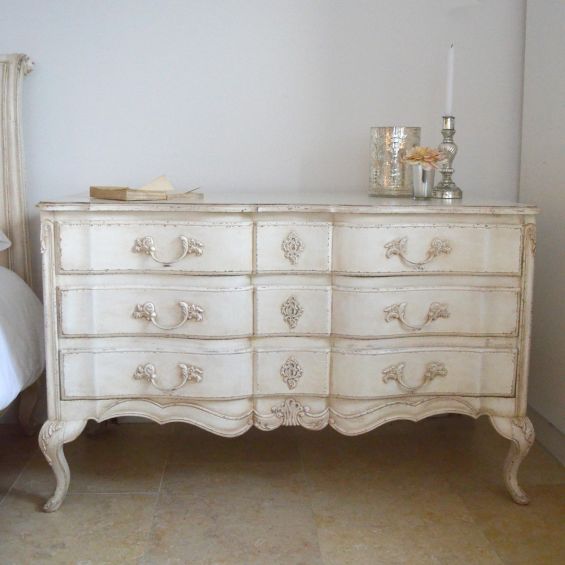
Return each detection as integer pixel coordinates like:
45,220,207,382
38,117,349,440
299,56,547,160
132,301,204,330
384,302,450,331
382,361,447,393
384,237,451,270
133,235,204,265
133,363,203,392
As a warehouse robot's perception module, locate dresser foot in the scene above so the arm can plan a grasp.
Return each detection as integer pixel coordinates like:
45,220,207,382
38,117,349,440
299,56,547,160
489,416,535,504
38,420,87,512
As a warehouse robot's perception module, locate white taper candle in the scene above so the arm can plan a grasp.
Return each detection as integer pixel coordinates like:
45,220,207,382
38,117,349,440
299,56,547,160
445,43,455,116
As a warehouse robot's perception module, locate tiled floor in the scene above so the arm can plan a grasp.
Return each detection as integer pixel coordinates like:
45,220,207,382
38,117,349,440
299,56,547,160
0,417,563,564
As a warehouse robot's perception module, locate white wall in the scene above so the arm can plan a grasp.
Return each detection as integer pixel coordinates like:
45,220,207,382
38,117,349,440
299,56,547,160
1,1,538,425
520,0,565,441
0,0,527,281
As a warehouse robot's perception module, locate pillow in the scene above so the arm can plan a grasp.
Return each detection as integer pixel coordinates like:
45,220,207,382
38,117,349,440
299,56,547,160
0,229,11,251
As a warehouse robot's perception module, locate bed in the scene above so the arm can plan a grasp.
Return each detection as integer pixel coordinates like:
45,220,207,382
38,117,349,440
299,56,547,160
0,53,44,432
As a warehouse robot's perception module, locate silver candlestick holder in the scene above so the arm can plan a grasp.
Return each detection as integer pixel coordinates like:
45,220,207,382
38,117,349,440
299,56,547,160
432,115,462,199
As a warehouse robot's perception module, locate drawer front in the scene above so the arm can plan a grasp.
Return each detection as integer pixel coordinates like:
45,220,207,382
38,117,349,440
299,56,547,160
332,348,517,398
255,349,330,395
255,287,331,336
59,286,253,338
61,349,253,399
332,286,519,338
255,222,331,272
58,221,253,273
333,224,522,274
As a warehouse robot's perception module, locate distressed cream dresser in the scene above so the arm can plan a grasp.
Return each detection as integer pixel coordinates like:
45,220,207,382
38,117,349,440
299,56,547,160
38,193,538,511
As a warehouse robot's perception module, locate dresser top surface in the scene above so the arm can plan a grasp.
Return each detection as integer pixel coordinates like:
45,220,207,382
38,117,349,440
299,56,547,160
38,191,538,215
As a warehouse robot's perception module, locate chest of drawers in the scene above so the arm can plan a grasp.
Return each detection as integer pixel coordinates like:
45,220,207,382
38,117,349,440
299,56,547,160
38,193,538,511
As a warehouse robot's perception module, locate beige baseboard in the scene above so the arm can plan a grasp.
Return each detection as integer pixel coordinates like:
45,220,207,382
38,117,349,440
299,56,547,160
528,406,565,465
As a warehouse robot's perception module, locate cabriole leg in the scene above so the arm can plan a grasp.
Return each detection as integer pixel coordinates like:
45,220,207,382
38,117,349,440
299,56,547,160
38,420,87,512
489,416,535,504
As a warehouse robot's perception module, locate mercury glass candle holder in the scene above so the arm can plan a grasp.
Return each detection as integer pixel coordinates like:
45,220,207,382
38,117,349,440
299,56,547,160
369,126,420,197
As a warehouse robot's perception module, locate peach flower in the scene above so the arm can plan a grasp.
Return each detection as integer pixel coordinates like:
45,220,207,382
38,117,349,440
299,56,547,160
404,146,447,170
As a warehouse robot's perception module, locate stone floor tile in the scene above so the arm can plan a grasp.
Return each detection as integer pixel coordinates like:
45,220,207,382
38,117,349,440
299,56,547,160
140,491,323,565
0,489,156,564
457,483,565,565
0,424,38,505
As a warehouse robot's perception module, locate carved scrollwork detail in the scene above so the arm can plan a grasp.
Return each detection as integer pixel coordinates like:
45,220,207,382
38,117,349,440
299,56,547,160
133,235,204,265
281,231,304,265
281,296,304,329
384,237,451,270
382,361,447,393
133,362,203,392
271,399,327,429
280,357,303,390
524,224,536,256
384,302,450,331
512,417,535,446
40,221,53,255
132,301,204,330
39,421,64,466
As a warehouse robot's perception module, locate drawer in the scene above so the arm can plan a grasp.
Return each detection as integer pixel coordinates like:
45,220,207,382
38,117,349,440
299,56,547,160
254,349,330,395
331,347,517,398
333,223,522,274
59,285,253,338
255,286,331,335
332,286,519,338
57,221,253,273
60,348,253,399
255,222,331,272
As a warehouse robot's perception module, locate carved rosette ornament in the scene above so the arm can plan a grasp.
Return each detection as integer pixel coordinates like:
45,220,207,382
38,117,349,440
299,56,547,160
281,231,304,265
280,357,303,390
382,361,447,393
384,302,450,331
384,237,451,270
281,296,304,329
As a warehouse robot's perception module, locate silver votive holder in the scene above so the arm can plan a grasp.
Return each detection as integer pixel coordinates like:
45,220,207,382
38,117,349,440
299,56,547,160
412,165,435,199
369,126,420,197
432,115,462,199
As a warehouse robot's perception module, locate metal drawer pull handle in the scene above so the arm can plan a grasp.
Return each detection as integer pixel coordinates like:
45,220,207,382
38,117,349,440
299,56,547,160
133,363,203,392
133,235,204,265
382,361,447,393
384,302,449,331
132,301,204,330
384,237,451,270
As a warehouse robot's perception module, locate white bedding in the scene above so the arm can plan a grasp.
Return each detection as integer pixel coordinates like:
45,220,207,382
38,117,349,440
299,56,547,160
0,266,44,410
